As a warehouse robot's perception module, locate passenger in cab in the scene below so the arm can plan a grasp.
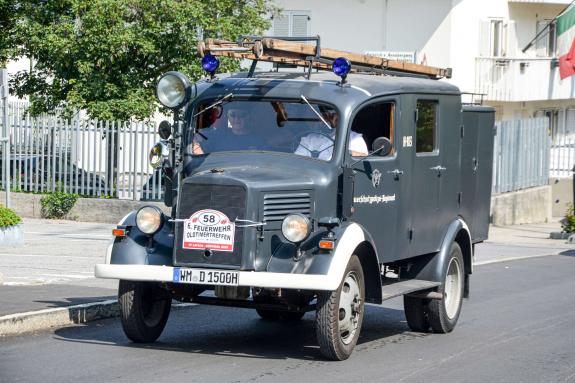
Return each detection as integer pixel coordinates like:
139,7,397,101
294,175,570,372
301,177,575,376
294,107,368,161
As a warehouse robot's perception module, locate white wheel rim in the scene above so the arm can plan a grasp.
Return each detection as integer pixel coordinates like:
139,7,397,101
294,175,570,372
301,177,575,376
444,257,462,319
338,271,361,345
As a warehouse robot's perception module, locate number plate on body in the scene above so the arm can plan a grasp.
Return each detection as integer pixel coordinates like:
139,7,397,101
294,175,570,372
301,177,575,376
173,268,239,286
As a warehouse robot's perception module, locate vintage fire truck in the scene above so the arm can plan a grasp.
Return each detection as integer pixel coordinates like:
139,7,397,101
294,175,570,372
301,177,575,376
95,37,495,360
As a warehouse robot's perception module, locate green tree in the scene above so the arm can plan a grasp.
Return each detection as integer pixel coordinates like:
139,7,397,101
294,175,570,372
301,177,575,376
11,0,274,120
0,0,22,67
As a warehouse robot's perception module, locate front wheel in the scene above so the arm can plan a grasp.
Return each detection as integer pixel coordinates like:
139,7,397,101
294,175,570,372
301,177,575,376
118,280,172,343
315,255,365,361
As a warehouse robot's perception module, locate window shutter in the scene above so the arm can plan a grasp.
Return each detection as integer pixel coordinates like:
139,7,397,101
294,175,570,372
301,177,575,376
479,19,491,57
504,20,516,57
291,14,309,37
273,14,290,37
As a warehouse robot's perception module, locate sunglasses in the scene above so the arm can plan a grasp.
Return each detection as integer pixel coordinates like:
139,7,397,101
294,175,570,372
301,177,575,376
228,110,248,119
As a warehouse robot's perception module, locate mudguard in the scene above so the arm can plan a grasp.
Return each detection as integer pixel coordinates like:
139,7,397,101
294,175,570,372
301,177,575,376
106,211,174,266
401,218,472,285
266,221,380,296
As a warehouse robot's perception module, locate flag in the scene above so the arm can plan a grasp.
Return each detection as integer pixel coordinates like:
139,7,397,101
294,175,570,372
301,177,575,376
557,5,575,79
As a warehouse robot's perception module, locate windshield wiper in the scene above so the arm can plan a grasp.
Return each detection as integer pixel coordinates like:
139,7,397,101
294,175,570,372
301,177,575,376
300,95,331,130
193,92,233,118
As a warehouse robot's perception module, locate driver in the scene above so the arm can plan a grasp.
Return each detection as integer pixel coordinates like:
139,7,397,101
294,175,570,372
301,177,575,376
294,107,368,160
192,108,264,154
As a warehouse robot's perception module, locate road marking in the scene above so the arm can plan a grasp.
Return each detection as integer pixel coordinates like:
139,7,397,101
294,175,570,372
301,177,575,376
25,231,111,239
0,253,100,259
474,253,556,266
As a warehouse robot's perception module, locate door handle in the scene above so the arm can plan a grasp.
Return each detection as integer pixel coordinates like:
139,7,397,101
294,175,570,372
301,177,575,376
430,165,446,176
387,169,404,180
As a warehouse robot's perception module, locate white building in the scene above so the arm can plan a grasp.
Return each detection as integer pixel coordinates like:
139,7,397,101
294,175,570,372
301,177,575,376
270,0,575,136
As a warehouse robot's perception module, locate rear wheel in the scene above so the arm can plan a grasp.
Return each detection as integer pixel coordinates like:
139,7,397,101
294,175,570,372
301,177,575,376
118,280,172,343
315,255,365,361
403,295,430,332
428,242,464,333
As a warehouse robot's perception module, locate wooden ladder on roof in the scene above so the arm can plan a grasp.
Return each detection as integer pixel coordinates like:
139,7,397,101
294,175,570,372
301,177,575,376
197,36,452,80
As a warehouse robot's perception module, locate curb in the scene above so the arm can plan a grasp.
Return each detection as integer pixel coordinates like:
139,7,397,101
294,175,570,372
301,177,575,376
0,299,119,337
0,300,197,337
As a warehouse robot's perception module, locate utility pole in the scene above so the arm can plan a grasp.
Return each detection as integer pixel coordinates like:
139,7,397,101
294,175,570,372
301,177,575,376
0,68,10,208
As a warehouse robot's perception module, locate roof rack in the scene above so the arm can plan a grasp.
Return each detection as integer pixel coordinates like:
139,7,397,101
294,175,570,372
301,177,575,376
197,35,452,80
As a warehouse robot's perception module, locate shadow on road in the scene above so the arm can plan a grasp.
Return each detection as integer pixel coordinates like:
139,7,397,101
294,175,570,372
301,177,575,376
53,303,418,361
559,249,575,257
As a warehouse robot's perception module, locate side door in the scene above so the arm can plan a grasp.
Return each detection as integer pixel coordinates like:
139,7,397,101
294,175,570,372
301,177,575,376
349,98,411,262
410,98,442,256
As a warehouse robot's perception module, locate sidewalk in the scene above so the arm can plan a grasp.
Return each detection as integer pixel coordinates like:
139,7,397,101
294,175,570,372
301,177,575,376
0,218,573,335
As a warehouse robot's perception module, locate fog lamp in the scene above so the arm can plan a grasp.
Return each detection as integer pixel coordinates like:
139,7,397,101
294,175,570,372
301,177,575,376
149,141,169,169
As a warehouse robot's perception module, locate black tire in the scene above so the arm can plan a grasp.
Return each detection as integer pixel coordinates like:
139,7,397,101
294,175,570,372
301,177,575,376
255,308,281,321
255,309,305,321
118,280,172,343
315,255,365,361
427,242,465,333
403,295,430,332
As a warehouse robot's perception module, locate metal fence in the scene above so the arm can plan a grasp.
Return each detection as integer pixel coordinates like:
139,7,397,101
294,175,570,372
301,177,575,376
550,135,575,178
492,117,550,194
0,101,163,201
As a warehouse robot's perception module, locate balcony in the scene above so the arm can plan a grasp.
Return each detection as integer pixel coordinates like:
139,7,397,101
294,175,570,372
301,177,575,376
475,57,575,102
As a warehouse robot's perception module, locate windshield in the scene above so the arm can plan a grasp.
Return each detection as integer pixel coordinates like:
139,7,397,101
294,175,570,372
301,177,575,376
188,100,339,161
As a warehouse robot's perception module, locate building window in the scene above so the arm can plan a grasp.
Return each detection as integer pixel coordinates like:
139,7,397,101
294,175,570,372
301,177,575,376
416,100,438,153
536,20,556,57
479,19,516,57
272,11,311,37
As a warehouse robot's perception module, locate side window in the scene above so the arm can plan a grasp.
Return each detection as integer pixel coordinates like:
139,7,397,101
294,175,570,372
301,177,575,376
416,100,438,153
350,101,395,157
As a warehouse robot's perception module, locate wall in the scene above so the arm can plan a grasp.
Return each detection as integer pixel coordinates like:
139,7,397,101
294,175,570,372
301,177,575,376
273,0,386,53
490,185,552,225
551,177,573,217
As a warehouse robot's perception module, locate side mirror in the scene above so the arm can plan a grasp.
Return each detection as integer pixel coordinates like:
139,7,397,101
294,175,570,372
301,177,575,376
158,120,172,140
372,137,393,157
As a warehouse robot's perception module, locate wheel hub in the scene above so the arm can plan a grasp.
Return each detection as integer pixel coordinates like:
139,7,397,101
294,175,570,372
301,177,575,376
338,272,362,345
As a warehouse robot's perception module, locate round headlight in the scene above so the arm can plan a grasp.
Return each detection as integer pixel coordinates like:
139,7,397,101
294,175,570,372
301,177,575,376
282,214,311,243
156,71,191,109
136,206,164,235
149,141,169,169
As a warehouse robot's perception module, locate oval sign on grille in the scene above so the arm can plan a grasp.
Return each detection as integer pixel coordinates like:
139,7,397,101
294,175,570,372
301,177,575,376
183,209,235,252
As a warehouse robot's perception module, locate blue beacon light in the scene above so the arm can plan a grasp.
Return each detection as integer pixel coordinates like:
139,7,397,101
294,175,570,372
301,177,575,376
332,57,351,83
201,54,220,78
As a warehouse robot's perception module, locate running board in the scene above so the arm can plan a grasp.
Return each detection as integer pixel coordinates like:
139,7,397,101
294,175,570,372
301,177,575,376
381,280,442,301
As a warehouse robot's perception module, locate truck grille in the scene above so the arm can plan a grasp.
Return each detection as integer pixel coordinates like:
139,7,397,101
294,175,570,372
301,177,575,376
263,193,311,222
174,183,246,268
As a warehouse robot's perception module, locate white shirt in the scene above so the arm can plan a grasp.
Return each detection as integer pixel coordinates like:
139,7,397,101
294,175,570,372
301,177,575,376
295,131,368,161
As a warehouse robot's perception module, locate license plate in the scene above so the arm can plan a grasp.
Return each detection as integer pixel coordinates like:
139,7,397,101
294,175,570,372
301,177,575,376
173,268,239,286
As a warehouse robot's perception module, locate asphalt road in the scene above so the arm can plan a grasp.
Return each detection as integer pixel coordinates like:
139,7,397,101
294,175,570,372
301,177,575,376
2,255,575,383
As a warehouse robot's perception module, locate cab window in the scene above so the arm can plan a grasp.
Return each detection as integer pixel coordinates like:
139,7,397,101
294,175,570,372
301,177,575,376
350,101,395,156
416,100,438,153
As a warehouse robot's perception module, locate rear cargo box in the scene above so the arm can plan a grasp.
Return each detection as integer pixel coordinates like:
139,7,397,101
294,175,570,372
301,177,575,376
460,106,495,242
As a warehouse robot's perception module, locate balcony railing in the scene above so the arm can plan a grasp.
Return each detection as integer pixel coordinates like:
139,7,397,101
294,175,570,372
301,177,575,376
475,57,575,102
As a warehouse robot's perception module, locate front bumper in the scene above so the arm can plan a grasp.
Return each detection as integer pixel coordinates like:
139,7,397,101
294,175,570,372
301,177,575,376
94,264,339,291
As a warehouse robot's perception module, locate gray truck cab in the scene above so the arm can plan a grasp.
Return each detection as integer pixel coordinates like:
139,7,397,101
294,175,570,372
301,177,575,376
95,45,495,361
